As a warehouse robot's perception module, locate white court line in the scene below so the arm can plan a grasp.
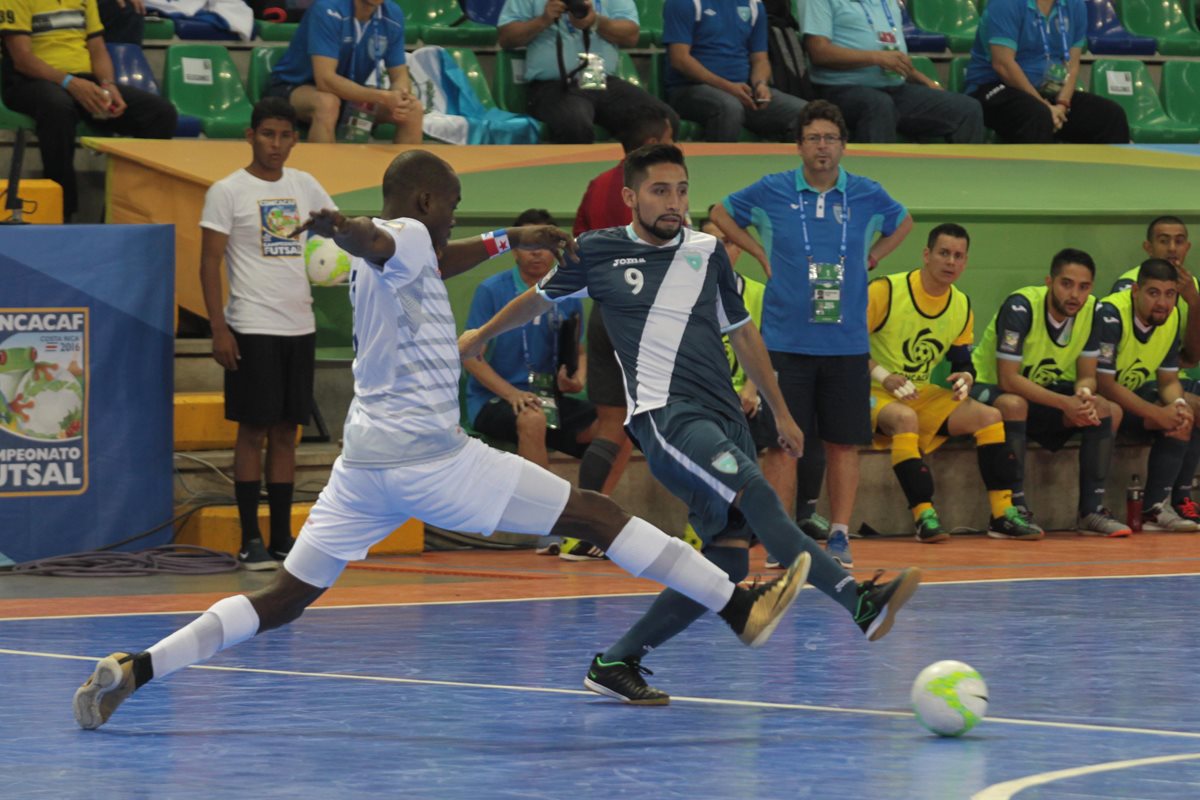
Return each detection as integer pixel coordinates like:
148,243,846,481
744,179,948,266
1,570,1198,623
972,752,1200,799
6,646,1200,741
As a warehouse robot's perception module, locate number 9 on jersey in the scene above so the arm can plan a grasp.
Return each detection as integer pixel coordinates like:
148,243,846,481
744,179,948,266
625,268,644,295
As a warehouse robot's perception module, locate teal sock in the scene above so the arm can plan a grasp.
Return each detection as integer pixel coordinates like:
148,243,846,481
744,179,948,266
601,545,749,663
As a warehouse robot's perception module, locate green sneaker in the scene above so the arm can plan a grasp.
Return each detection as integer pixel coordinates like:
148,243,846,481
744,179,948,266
854,568,923,642
987,506,1044,540
915,508,950,543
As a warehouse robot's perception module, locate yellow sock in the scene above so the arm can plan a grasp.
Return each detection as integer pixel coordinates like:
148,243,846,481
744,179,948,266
974,421,1005,447
988,490,1013,519
891,432,921,465
911,502,934,522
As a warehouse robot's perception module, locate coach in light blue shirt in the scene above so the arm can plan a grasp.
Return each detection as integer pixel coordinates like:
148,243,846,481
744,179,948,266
963,0,1128,143
803,0,983,142
497,0,678,143
662,0,808,142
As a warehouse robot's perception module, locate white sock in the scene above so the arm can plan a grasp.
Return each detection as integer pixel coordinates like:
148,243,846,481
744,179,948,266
605,517,734,612
147,595,260,679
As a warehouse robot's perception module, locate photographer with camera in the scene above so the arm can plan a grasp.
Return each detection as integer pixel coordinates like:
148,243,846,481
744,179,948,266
497,0,678,143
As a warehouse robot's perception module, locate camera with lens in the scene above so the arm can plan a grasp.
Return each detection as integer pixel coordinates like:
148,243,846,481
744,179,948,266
565,0,590,18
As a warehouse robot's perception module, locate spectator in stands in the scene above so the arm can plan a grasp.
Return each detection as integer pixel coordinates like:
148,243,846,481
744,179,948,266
662,0,807,142
964,0,1128,143
497,0,679,144
969,248,1129,537
199,98,336,570
1096,259,1199,531
0,0,176,220
97,0,143,45
1112,218,1200,525
711,100,913,569
463,208,599,560
803,0,983,143
569,105,674,553
266,0,423,144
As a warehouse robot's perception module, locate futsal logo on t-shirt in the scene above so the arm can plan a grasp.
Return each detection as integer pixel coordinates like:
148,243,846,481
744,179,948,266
258,199,302,258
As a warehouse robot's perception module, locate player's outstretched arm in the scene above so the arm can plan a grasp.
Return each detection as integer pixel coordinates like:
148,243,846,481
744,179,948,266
459,286,556,360
439,225,578,280
294,210,396,268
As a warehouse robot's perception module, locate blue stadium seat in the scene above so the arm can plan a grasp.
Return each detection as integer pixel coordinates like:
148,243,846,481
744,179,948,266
900,0,949,52
106,43,203,137
1085,0,1157,55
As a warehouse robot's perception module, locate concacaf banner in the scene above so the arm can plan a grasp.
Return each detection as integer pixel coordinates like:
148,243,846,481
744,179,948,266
0,225,174,562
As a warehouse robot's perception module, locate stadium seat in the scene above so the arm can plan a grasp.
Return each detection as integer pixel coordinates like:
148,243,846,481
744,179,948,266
1085,0,1156,55
0,63,34,131
373,46,500,140
164,44,254,138
1161,60,1200,126
257,21,297,42
172,17,246,42
107,42,203,136
1090,58,1200,142
247,46,285,103
635,0,663,46
899,0,949,52
415,0,499,46
460,0,505,25
142,16,175,40
948,54,969,92
1120,0,1200,55
910,55,942,87
909,0,979,52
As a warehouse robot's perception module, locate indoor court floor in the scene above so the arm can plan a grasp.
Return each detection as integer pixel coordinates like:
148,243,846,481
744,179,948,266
2,534,1199,799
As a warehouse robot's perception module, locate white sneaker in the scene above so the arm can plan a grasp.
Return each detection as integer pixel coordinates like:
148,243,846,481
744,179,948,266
1142,502,1200,532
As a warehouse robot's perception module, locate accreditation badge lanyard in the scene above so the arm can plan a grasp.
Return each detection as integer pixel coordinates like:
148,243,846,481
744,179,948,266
338,9,385,142
798,190,849,325
858,0,900,55
1036,3,1070,84
519,273,562,429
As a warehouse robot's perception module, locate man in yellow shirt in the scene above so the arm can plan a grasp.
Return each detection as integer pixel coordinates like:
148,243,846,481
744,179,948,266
868,223,1041,543
1,0,176,219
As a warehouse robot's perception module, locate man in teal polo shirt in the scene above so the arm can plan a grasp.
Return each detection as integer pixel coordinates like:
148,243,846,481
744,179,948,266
711,100,913,568
497,0,677,143
964,0,1128,142
803,0,983,143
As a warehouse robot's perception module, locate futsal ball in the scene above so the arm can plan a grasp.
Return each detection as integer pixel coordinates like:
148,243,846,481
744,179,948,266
910,660,988,737
304,236,352,286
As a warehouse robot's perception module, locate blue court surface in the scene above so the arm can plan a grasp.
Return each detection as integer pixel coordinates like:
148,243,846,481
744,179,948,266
2,574,1198,799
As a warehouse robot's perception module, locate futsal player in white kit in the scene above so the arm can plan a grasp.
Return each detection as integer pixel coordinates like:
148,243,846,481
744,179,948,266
72,150,811,730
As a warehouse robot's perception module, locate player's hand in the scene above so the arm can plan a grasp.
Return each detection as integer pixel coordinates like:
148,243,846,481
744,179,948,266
1063,394,1099,427
883,372,918,400
1175,262,1200,305
948,371,972,401
211,327,240,371
775,415,805,459
752,83,771,106
103,82,127,117
66,77,112,118
511,225,578,265
459,328,488,360
557,364,584,394
1048,102,1068,131
570,0,597,29
739,384,760,418
505,389,542,415
293,209,347,239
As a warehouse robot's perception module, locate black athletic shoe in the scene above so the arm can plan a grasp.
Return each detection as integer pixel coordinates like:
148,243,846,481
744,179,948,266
583,654,670,705
238,538,278,571
720,552,811,647
268,539,294,561
854,567,922,642
914,508,950,544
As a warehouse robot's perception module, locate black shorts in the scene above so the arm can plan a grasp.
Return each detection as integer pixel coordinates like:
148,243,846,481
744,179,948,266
224,330,315,427
770,351,872,445
586,305,627,408
263,79,307,101
744,396,779,451
472,394,597,458
1118,383,1169,437
971,380,1078,451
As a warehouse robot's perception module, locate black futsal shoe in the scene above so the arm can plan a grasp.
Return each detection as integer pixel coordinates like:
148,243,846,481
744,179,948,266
584,654,670,705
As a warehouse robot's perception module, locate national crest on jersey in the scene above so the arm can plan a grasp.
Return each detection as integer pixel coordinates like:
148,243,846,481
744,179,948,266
1101,289,1180,391
538,226,750,422
870,271,970,385
973,285,1097,386
258,199,302,257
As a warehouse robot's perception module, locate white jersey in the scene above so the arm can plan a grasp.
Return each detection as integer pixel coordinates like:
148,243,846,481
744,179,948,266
340,217,468,468
199,167,335,336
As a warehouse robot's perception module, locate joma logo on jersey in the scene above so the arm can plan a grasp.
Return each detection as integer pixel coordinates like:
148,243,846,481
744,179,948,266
1023,358,1063,386
901,327,945,380
613,257,646,267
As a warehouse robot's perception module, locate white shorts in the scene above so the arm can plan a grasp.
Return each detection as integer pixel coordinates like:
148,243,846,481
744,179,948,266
297,438,571,563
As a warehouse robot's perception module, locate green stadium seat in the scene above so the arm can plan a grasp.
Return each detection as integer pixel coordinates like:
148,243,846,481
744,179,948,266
415,0,498,45
909,0,979,52
1120,0,1200,55
372,47,497,140
0,65,35,130
163,44,254,138
257,21,298,42
948,54,969,92
142,16,175,41
247,46,286,103
1162,60,1200,126
635,0,664,45
911,55,942,87
1090,58,1200,142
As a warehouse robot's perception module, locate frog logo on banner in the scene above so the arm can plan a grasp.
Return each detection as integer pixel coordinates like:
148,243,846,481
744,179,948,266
0,308,89,496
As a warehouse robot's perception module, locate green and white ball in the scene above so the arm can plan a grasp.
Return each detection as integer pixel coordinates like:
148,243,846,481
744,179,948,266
304,236,352,286
911,660,988,737
11,369,84,440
